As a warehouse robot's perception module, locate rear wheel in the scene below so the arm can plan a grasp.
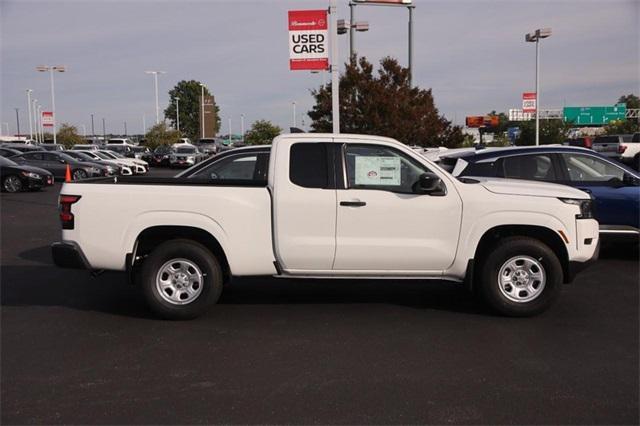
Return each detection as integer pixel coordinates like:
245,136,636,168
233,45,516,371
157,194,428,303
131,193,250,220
140,239,223,320
2,175,23,193
477,236,562,317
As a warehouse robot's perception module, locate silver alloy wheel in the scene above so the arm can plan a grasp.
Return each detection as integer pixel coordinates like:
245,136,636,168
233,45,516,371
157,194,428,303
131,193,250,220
3,176,22,193
155,258,204,305
498,255,546,303
72,169,87,180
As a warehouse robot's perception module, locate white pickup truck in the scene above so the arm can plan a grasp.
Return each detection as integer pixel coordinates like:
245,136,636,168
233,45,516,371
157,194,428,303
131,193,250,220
52,134,599,319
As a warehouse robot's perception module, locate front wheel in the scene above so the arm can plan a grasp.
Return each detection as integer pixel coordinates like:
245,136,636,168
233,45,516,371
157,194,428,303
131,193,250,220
72,169,88,180
477,236,562,317
3,175,23,193
140,239,223,320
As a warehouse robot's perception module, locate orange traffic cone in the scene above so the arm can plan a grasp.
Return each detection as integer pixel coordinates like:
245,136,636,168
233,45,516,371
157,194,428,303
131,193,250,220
65,165,72,182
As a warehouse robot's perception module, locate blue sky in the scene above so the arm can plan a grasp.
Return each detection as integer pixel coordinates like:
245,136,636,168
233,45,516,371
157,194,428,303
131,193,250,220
1,0,638,136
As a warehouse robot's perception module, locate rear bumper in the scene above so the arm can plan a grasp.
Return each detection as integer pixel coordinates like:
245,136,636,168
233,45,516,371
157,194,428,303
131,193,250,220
51,242,90,269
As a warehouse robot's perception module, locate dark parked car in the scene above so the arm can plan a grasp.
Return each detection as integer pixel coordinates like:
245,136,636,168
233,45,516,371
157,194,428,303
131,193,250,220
151,146,173,167
0,156,54,192
0,147,23,158
10,151,111,181
442,146,640,237
39,143,66,151
196,138,219,156
0,143,45,153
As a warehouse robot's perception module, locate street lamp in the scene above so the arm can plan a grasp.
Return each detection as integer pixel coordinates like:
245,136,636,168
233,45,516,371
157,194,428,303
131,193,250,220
26,89,33,139
145,70,166,124
525,27,552,146
36,65,66,144
350,0,414,85
292,101,297,128
36,104,42,142
15,108,20,136
175,97,180,133
240,114,245,142
91,114,95,139
199,83,206,138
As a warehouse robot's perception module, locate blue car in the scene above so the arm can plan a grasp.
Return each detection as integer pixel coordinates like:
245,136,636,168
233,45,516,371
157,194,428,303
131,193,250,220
440,146,640,237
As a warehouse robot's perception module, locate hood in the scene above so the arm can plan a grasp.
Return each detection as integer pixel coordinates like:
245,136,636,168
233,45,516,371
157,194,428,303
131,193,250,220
467,177,590,199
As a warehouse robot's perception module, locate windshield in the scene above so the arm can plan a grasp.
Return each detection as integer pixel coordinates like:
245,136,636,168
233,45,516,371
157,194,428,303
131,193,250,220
132,146,148,152
90,151,110,159
0,156,17,166
99,151,119,159
69,152,94,161
155,146,172,154
105,151,124,159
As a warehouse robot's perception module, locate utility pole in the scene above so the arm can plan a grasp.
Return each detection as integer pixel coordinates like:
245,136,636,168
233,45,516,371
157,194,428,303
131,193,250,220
329,0,340,133
15,108,20,136
26,89,33,139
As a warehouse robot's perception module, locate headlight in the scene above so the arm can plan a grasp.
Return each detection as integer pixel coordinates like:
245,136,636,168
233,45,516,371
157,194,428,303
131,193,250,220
106,166,116,174
187,156,195,161
559,198,594,219
21,171,40,179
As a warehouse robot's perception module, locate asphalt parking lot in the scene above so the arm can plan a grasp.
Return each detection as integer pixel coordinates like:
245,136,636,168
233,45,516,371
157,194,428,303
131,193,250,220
1,170,638,425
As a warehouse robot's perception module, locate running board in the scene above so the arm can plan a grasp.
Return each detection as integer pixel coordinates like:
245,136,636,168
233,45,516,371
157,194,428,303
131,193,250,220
272,273,463,283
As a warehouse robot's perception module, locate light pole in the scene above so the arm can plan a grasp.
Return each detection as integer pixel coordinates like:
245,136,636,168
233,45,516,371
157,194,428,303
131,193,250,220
15,108,20,136
292,101,297,128
240,114,245,141
124,121,127,136
199,83,206,138
36,104,42,142
175,97,180,133
102,118,106,143
145,70,166,124
351,0,413,86
36,65,66,144
26,89,33,139
80,124,87,136
526,28,552,146
228,118,232,145
143,113,146,134
33,100,39,142
330,0,340,133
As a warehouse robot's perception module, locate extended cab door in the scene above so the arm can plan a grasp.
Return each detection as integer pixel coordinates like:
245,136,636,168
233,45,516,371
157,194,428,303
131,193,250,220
271,138,338,272
333,142,463,273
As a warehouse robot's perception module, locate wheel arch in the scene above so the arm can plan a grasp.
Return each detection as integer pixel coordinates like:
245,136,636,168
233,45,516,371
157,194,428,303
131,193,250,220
132,225,231,283
473,224,570,284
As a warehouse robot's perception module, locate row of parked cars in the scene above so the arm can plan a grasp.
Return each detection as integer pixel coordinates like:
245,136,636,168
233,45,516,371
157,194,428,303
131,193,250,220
0,141,150,193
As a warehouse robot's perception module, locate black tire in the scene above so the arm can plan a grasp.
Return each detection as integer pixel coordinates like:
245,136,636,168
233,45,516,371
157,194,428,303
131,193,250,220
140,239,223,320
476,236,562,317
72,169,88,180
2,175,23,193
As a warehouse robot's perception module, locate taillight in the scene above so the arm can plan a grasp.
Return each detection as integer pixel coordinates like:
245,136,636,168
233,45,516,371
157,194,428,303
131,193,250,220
618,145,627,154
59,195,81,229
584,138,592,149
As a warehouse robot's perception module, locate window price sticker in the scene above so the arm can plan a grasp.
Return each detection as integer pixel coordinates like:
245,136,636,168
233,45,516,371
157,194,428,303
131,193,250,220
355,156,401,186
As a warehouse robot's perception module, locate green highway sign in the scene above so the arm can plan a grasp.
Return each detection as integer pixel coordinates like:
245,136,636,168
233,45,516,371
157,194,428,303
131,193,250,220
563,104,627,125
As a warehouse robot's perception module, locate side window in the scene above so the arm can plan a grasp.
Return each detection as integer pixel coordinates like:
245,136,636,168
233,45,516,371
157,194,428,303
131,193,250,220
289,143,329,189
22,152,44,161
344,144,430,193
43,153,59,161
189,152,267,182
501,154,557,182
561,154,624,182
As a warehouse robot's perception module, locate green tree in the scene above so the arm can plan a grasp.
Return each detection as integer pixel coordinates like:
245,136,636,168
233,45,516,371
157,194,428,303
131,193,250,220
604,119,639,135
244,120,282,145
144,123,180,150
56,123,84,148
164,80,221,141
516,119,572,145
308,56,464,148
617,93,639,109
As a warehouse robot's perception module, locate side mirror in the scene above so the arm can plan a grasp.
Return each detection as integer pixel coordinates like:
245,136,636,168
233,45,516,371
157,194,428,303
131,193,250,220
413,172,446,196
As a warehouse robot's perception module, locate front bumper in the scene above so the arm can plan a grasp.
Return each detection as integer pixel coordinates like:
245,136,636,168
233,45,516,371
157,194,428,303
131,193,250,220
566,240,600,283
51,242,90,269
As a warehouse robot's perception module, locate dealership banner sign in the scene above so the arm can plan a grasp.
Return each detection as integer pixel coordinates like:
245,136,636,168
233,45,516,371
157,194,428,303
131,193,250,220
288,9,329,70
42,111,54,127
522,92,537,113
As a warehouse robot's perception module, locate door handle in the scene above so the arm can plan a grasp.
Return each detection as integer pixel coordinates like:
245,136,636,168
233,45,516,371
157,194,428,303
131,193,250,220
340,200,366,207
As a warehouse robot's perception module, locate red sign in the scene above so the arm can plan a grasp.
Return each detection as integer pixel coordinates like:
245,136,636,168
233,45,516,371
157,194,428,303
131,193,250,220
288,10,329,71
42,111,54,127
522,92,537,113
